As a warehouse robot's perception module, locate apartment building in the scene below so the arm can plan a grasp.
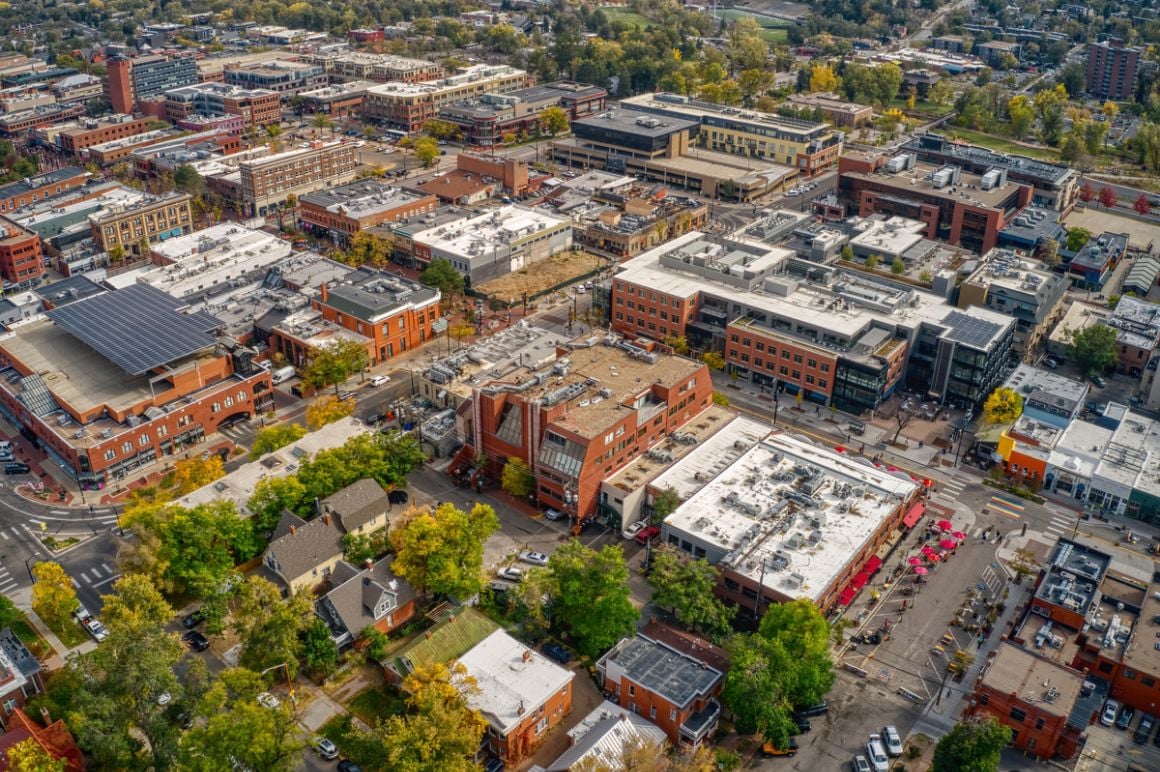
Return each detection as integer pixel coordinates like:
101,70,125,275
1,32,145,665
438,81,607,146
236,140,358,217
89,191,193,256
0,104,86,136
0,217,44,285
620,92,845,176
57,115,156,155
0,283,274,488
106,53,198,113
785,92,874,128
609,231,1015,412
957,248,1069,356
298,179,438,246
223,60,327,97
304,52,443,84
0,167,89,214
296,81,375,117
362,65,531,132
1086,40,1140,101
164,82,281,129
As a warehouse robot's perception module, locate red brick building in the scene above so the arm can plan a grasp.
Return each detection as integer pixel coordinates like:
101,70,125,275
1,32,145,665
58,115,156,155
597,633,723,749
459,337,711,524
298,179,438,247
0,167,89,214
0,217,44,285
967,642,1085,760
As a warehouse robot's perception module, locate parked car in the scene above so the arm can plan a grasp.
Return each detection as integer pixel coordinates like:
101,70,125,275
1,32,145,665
496,566,525,582
370,375,391,387
74,604,91,622
1116,704,1135,730
793,717,811,734
1101,699,1121,726
882,725,903,756
183,630,210,652
1090,374,1107,389
314,738,339,760
518,551,549,567
1134,713,1155,744
83,616,108,642
760,738,798,757
795,701,829,719
487,580,516,593
337,761,362,772
865,735,889,772
624,521,647,540
181,609,205,629
257,692,280,709
4,462,30,475
543,508,565,521
852,756,872,772
1043,356,1060,369
483,759,504,772
634,525,661,545
541,642,571,664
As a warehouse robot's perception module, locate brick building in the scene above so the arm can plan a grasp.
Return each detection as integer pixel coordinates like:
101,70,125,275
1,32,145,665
0,283,274,488
438,81,607,146
0,217,45,286
362,65,531,132
457,335,711,523
0,168,89,214
1086,40,1140,101
57,115,156,155
597,633,723,749
236,140,358,217
223,60,327,97
0,104,86,136
304,52,443,84
785,92,874,128
164,82,281,129
105,53,198,113
298,179,438,246
89,191,193,256
296,81,375,117
0,627,44,721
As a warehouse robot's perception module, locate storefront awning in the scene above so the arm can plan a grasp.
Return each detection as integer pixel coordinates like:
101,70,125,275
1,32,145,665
902,502,926,529
838,587,857,606
850,572,870,591
864,555,883,575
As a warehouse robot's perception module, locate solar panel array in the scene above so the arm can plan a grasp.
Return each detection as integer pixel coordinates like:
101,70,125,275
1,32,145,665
20,374,60,417
942,310,1003,350
47,283,224,375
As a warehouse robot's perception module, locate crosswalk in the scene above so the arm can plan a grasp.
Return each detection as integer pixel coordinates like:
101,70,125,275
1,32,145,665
0,561,16,595
69,563,119,590
0,518,118,541
1045,513,1075,538
988,494,1025,520
933,476,967,504
217,424,250,443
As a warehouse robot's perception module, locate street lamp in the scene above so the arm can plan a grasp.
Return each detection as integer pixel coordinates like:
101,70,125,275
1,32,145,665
260,662,296,706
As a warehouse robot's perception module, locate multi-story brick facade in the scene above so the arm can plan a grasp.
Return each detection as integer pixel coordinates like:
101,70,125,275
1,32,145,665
0,167,89,214
298,180,438,246
164,83,281,129
0,217,45,285
1086,40,1139,101
223,60,327,97
238,140,358,217
58,115,156,155
0,104,86,136
363,65,531,132
89,191,193,256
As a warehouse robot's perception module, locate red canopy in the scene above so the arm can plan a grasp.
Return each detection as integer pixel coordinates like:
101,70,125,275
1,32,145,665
936,519,954,531
850,572,870,591
907,556,923,566
838,587,857,606
902,503,926,529
864,555,883,575
939,538,958,550
913,566,928,575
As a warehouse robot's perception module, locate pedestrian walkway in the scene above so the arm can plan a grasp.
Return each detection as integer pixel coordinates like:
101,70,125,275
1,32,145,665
69,563,119,592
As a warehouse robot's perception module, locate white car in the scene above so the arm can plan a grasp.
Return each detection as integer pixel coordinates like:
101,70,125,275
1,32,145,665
518,551,549,567
865,735,889,772
257,692,280,709
1101,699,1121,726
786,188,801,197
157,692,172,706
83,617,108,642
314,737,339,760
882,725,903,757
624,521,647,540
370,375,391,387
497,566,525,582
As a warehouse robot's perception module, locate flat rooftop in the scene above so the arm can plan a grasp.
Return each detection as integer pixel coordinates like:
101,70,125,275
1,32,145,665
980,642,1083,718
481,334,704,440
600,635,721,709
423,322,562,399
240,140,347,170
457,629,573,735
1122,584,1160,678
364,65,525,97
574,107,700,138
849,216,927,256
646,413,771,499
410,205,569,257
1109,295,1160,350
298,81,375,99
1034,539,1111,618
665,432,919,603
1004,365,1087,409
902,135,1074,186
136,224,292,302
300,179,428,217
605,404,737,494
166,82,278,100
843,161,1023,209
323,267,439,324
1094,411,1160,496
619,92,835,140
88,129,176,154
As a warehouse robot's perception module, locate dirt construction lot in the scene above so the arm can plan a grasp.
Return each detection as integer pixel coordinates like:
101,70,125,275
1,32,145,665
476,250,605,301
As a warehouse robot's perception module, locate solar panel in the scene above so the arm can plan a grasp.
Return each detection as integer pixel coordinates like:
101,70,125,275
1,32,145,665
942,310,1002,350
46,283,224,375
20,374,60,417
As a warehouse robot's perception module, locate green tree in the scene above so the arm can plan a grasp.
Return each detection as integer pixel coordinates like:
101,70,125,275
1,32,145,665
414,136,440,167
421,118,460,141
1057,62,1086,98
662,335,690,355
500,456,535,498
31,562,78,627
651,487,681,522
1067,324,1119,376
840,245,854,261
295,431,423,504
232,577,312,677
1034,85,1066,146
1065,227,1092,252
701,351,725,370
865,254,880,269
891,257,905,274
932,717,1012,772
419,257,466,298
173,455,225,495
7,738,66,772
249,423,307,459
548,541,639,658
302,338,369,396
390,502,500,599
180,667,304,771
247,476,310,532
539,105,570,136
339,230,393,267
300,617,339,677
173,164,205,196
649,546,733,640
983,386,1023,424
305,394,356,430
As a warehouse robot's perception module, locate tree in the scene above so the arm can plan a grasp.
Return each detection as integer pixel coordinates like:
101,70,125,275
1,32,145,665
390,502,500,599
306,394,356,430
1057,62,1086,99
232,577,312,677
1135,192,1152,216
1007,95,1034,139
179,668,304,771
1102,101,1119,121
301,338,369,396
249,423,307,459
7,738,66,772
928,80,954,108
539,105,570,136
651,487,681,522
721,599,834,746
500,456,535,498
296,432,424,503
300,617,339,677
1034,85,1066,146
173,164,205,196
547,541,639,658
1067,323,1119,376
311,112,334,135
662,335,689,355
419,257,465,298
421,118,460,141
1037,238,1059,267
932,717,1012,772
701,351,725,371
173,455,225,495
1010,547,1040,584
865,254,880,269
1098,186,1118,209
448,321,474,349
414,136,440,167
808,63,840,94
1078,181,1096,203
649,546,732,641
890,257,905,274
891,404,916,444
354,663,487,772
31,562,77,627
1065,227,1092,252
339,230,392,267
247,475,309,533
983,386,1023,424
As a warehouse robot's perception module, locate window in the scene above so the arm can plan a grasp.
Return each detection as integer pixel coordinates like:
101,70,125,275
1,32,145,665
1143,677,1156,687
138,434,150,446
628,685,635,697
1124,669,1137,680
1099,662,1113,673
1009,707,1026,722
224,396,234,408
1035,718,1045,730
104,448,116,461
211,402,221,413
121,441,133,453
650,706,657,719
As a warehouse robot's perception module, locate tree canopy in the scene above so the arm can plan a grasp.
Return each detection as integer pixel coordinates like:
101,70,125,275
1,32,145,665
546,541,640,658
301,339,369,395
932,717,1012,772
249,423,307,459
31,562,78,627
173,455,225,495
982,386,1023,424
231,576,313,677
500,456,535,498
1067,323,1119,376
305,394,356,430
414,136,440,167
648,546,733,641
419,257,465,297
390,502,500,599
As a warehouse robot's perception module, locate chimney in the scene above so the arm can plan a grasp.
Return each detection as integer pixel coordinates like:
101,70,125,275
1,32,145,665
364,558,374,569
324,513,331,526
517,701,525,715
39,707,52,725
314,497,322,516
289,524,297,535
522,649,532,662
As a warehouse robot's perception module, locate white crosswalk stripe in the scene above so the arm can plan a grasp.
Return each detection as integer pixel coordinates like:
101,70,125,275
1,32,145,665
80,571,91,584
0,530,9,540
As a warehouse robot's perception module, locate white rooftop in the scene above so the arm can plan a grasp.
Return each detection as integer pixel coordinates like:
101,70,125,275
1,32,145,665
457,629,574,735
1004,365,1088,407
87,128,173,154
648,414,770,499
849,216,927,256
1093,411,1160,496
1048,419,1114,481
410,205,569,259
665,432,919,603
138,224,292,301
365,64,525,98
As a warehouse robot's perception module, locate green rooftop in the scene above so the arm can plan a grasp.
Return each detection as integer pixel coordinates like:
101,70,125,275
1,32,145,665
388,606,499,678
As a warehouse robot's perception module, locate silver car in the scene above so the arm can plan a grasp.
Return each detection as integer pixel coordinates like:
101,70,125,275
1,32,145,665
882,725,903,756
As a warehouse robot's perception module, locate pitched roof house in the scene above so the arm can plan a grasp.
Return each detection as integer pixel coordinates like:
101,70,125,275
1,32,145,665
543,700,668,771
0,708,84,770
0,627,43,718
315,558,417,650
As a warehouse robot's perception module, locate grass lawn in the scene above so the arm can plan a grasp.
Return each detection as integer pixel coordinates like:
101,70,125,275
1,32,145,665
43,616,88,649
10,619,52,660
601,8,654,27
716,9,789,41
347,686,405,726
934,127,1062,162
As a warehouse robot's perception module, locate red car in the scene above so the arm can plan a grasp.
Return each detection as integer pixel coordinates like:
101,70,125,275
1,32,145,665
635,525,661,545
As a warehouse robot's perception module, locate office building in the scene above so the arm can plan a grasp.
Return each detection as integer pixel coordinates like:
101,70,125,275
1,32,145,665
1002,365,1088,429
839,151,1034,254
0,217,44,285
0,283,274,487
57,115,156,156
106,53,198,112
660,431,921,614
957,248,1069,356
223,60,327,97
303,52,443,84
164,82,281,129
298,180,438,247
784,92,873,128
1086,40,1140,101
362,64,531,132
438,81,607,146
296,81,375,117
89,191,193,256
609,231,1016,412
1106,296,1160,378
0,167,89,214
1067,231,1128,290
236,140,358,217
0,104,86,136
86,129,180,167
619,92,845,176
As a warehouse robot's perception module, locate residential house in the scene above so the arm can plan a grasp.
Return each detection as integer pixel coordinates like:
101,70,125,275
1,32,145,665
0,628,43,722
543,700,668,771
0,708,83,770
315,558,417,650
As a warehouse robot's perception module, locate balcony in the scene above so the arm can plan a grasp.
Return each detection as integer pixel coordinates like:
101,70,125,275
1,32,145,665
680,699,721,746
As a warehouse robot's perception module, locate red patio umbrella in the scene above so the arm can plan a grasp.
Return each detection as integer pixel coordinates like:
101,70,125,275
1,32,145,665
913,566,928,575
952,531,968,542
939,538,958,550
935,519,954,531
926,551,941,562
907,556,923,566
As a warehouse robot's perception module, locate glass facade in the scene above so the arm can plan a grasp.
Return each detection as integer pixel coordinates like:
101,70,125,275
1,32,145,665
832,358,888,415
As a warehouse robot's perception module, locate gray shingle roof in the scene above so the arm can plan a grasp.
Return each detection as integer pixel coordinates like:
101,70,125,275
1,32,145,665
316,559,416,639
321,478,389,533
265,511,343,584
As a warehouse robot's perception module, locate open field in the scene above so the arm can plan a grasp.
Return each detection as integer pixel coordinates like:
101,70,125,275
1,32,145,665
475,250,606,301
934,127,1062,162
715,9,790,41
600,7,654,27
